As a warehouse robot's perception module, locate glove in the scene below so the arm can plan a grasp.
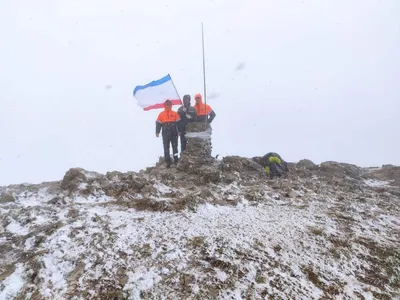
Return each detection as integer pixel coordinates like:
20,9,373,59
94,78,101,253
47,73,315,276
182,107,187,112
186,114,192,119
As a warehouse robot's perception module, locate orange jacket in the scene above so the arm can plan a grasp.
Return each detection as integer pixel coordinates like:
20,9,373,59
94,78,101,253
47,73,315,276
194,93,216,123
156,108,180,136
194,94,212,116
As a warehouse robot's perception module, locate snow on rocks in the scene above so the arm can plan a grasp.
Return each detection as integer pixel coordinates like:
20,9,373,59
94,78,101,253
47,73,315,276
0,263,25,300
0,160,399,299
364,179,392,187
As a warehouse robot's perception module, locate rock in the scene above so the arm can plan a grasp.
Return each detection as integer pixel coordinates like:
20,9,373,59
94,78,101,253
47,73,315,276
106,171,124,181
129,177,147,192
103,183,129,197
47,196,67,205
280,182,293,191
288,190,299,198
61,168,87,191
199,188,214,199
252,156,263,165
271,182,281,190
221,173,236,184
141,184,158,196
363,164,400,186
221,156,266,180
67,208,79,219
319,161,361,178
0,193,15,203
198,166,221,184
296,159,317,169
382,164,396,170
181,274,195,286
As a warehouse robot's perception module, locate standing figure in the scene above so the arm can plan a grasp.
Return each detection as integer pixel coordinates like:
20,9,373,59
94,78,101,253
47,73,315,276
177,94,197,152
194,93,216,123
156,100,181,167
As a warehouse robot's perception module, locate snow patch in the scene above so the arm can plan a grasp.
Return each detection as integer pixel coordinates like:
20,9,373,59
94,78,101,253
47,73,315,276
0,264,25,300
364,179,391,187
153,182,172,194
124,267,162,299
6,220,29,235
73,194,112,204
16,187,54,207
25,237,36,251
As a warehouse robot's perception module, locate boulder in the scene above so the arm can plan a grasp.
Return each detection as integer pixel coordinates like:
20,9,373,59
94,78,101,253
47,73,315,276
61,168,87,191
296,159,317,170
197,165,221,184
319,161,361,178
221,156,266,178
129,176,148,192
141,184,158,196
287,190,299,198
47,196,67,205
362,164,400,186
106,171,124,181
0,193,15,203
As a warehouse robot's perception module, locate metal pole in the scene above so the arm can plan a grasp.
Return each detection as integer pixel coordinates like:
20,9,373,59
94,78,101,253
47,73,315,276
201,22,207,124
168,73,181,104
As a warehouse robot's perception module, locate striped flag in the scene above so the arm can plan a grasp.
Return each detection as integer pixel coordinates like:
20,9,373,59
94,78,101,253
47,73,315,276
133,74,181,111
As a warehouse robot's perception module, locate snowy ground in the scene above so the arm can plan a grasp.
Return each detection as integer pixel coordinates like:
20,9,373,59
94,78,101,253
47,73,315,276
0,168,400,299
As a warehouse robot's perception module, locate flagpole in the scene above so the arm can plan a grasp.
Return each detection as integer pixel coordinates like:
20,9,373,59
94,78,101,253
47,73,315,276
201,22,207,124
169,73,181,103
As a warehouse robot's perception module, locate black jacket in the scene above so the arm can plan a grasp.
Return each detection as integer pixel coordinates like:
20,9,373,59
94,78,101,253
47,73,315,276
177,106,197,131
197,110,216,123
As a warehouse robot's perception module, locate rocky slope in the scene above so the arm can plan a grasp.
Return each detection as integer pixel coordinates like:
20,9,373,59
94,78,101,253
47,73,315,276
0,156,399,299
1,123,399,299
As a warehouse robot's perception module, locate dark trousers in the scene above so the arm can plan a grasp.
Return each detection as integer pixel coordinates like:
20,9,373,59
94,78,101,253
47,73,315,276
180,133,187,152
162,135,178,166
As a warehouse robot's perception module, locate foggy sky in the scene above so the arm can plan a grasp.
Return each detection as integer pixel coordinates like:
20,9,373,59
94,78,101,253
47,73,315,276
1,0,399,185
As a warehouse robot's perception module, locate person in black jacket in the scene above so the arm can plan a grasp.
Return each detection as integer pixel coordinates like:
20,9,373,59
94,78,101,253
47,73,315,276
177,94,197,152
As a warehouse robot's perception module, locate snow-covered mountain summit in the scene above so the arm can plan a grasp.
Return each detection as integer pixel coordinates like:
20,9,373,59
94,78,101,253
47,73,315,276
1,156,399,299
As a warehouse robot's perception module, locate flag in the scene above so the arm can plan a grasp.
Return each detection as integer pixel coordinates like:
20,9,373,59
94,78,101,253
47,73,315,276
133,74,182,111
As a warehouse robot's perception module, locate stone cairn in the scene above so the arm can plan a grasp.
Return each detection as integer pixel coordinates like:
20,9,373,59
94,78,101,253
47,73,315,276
177,122,214,172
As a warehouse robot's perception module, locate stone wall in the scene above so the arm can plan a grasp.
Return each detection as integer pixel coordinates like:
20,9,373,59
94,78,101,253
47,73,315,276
177,122,214,172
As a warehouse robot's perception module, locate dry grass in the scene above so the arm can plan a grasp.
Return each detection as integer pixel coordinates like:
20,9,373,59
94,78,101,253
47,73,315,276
355,237,400,292
308,226,325,236
188,236,206,248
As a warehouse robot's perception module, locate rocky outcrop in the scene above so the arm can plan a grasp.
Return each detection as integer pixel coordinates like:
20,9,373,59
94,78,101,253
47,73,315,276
177,122,214,171
61,168,87,191
319,161,362,178
296,159,317,170
1,156,400,299
0,193,15,203
362,164,400,186
221,156,266,182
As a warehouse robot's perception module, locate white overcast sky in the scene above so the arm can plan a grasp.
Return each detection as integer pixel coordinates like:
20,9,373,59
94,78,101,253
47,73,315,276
0,0,399,185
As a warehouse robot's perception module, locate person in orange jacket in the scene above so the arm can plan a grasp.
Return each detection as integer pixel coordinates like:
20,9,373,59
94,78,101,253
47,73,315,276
194,93,216,123
156,100,181,167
